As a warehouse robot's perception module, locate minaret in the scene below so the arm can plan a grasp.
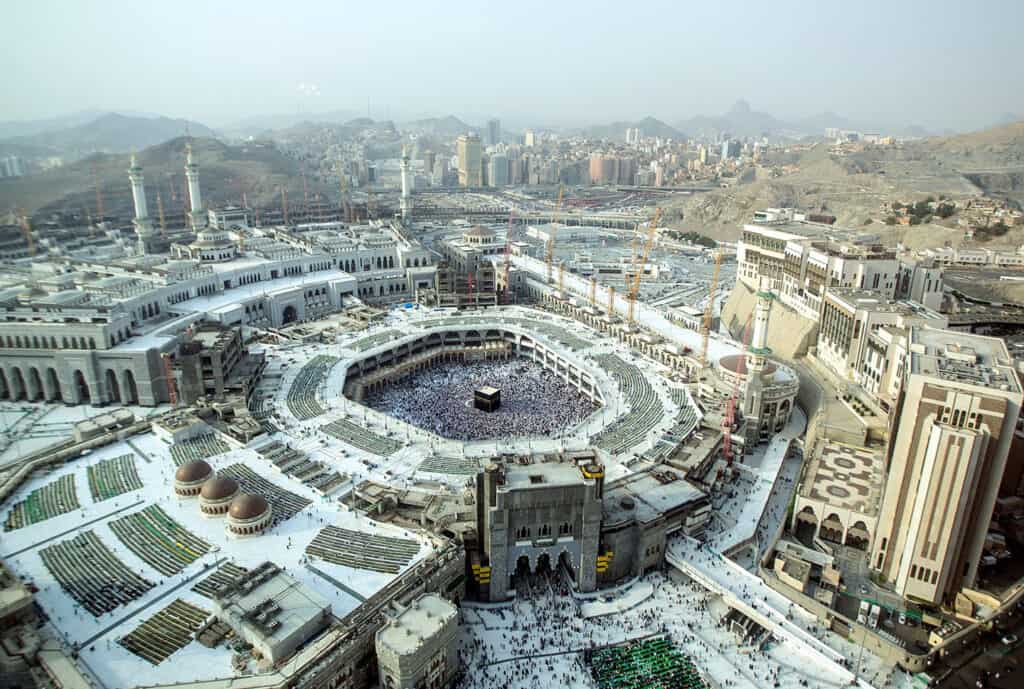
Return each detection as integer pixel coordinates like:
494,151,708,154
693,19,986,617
399,145,413,221
743,278,774,448
185,143,206,229
128,154,154,252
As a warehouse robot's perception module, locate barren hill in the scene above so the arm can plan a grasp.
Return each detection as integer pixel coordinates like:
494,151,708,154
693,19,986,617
0,137,316,216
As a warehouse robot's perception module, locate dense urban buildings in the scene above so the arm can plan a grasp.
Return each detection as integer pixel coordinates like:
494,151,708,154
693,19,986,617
2,115,1024,689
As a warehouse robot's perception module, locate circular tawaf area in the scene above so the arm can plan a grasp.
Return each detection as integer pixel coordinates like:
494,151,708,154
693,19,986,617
362,357,599,441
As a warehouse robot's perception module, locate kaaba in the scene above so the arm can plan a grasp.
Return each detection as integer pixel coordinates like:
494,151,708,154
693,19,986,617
474,385,501,412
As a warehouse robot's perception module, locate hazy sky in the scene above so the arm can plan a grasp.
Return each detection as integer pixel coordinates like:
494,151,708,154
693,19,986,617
3,0,1023,132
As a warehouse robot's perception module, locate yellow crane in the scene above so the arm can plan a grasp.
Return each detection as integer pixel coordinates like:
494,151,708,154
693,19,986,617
700,250,723,368
626,208,662,323
544,184,564,283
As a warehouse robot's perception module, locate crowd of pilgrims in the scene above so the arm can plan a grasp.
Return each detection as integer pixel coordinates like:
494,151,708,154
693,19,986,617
364,359,597,441
451,564,841,689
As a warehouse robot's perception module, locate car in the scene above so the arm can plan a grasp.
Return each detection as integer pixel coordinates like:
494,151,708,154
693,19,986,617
1001,634,1018,646
898,612,907,625
859,584,868,595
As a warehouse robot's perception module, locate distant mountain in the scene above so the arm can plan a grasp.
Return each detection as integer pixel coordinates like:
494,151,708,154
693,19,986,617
220,110,363,137
580,116,684,141
0,111,111,140
0,113,216,159
675,100,794,138
403,115,475,137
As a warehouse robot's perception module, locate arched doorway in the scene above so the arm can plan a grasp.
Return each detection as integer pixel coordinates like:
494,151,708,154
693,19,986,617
794,506,818,545
73,370,91,405
558,551,576,583
512,555,531,589
27,367,44,401
845,521,871,551
10,368,26,400
0,369,8,399
820,513,845,545
122,370,138,405
105,370,121,404
282,305,298,324
46,368,61,401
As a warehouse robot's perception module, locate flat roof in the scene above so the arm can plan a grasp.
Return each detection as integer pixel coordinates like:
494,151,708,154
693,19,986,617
501,460,587,490
800,441,885,517
376,593,456,656
910,326,1020,393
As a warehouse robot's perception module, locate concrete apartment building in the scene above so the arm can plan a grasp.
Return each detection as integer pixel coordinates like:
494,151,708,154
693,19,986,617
737,210,943,321
869,328,1022,606
456,134,482,187
816,288,948,386
375,594,458,689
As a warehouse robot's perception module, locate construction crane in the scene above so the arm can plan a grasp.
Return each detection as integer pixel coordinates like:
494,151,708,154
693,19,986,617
338,160,352,222
92,163,105,222
502,210,515,304
699,250,723,368
302,171,310,219
544,185,564,283
162,353,178,407
367,189,377,220
18,209,34,257
156,191,167,237
626,207,663,324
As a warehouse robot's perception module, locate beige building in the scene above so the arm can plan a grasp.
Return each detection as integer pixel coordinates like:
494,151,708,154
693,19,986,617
456,134,482,187
816,289,947,385
375,593,458,689
870,328,1022,606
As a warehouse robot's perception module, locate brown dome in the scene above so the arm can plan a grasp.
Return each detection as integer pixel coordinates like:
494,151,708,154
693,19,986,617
228,493,269,521
200,476,238,500
175,460,213,484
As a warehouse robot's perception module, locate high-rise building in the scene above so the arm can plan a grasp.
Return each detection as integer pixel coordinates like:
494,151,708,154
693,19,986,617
456,134,483,187
1,156,25,178
524,129,537,147
869,328,1022,605
488,154,508,187
487,118,501,146
721,139,742,160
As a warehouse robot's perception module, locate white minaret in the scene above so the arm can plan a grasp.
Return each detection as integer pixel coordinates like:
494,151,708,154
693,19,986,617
747,279,774,373
743,278,775,448
399,145,413,221
185,143,206,229
128,154,154,252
